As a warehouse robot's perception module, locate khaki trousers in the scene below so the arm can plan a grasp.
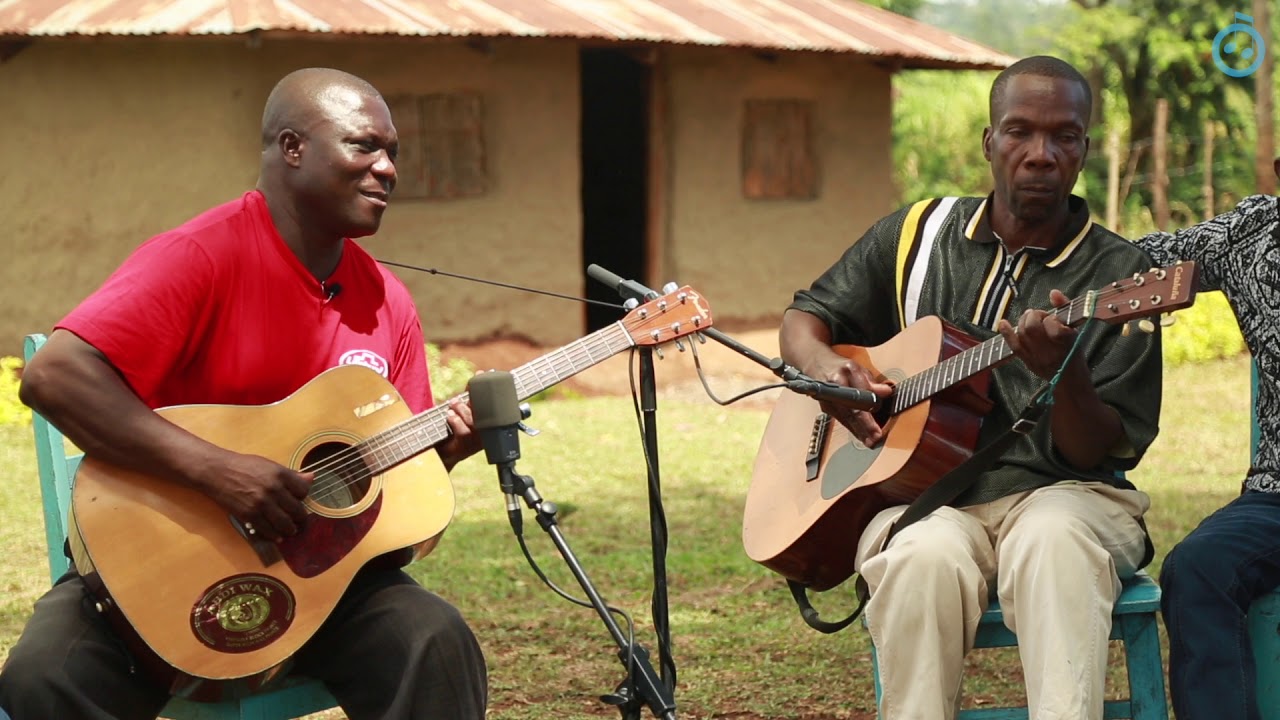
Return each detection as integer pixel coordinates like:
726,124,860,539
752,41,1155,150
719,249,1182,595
855,481,1150,720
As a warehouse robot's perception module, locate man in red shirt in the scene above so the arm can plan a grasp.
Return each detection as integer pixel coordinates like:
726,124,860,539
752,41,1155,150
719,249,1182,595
0,68,487,719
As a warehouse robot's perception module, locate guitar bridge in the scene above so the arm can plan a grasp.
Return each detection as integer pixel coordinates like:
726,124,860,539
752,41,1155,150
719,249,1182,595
805,413,831,482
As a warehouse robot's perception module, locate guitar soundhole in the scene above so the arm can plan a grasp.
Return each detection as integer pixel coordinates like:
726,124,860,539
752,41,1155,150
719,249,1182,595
302,442,372,510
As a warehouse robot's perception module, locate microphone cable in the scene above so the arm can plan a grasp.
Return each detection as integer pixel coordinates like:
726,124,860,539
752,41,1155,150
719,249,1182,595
379,258,665,705
377,259,627,310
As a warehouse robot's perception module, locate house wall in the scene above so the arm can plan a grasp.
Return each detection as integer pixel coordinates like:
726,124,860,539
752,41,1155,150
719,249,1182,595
0,36,897,356
0,36,582,354
662,46,896,331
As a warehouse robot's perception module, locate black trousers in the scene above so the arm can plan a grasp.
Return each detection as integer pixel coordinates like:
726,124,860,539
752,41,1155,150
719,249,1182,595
0,566,487,720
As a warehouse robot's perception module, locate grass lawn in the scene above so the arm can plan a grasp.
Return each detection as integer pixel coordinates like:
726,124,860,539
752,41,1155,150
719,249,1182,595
0,353,1253,719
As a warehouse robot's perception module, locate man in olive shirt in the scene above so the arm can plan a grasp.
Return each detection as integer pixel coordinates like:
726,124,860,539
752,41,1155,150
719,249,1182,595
781,56,1161,719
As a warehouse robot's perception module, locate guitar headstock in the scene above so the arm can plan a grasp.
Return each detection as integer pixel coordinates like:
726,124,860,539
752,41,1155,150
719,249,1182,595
1089,261,1200,326
622,286,713,346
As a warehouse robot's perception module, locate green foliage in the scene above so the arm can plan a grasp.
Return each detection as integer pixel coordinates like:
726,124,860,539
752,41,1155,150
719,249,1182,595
426,343,477,403
0,358,28,428
898,0,1276,234
892,70,996,204
1161,290,1246,366
860,0,926,18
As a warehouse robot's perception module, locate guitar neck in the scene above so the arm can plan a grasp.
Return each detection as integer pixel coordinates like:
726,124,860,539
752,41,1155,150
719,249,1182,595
348,323,638,474
890,294,1096,414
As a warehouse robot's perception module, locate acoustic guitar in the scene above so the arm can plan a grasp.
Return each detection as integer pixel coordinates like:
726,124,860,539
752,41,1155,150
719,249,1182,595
69,285,711,697
743,263,1199,591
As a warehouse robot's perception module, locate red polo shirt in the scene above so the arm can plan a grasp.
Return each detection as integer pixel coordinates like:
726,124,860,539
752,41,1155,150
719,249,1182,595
58,190,432,413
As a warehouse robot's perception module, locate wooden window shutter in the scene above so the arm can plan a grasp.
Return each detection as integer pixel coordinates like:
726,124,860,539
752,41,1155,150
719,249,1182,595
387,92,488,200
741,99,818,200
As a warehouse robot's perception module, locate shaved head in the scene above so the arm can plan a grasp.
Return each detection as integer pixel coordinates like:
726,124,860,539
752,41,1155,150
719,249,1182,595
261,68,382,149
256,67,398,244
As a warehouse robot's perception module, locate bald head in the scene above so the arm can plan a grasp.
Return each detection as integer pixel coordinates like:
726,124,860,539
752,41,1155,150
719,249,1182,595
256,68,398,243
261,68,382,149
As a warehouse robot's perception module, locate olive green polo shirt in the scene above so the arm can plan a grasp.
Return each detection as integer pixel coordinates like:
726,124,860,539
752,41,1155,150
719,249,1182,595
790,195,1163,505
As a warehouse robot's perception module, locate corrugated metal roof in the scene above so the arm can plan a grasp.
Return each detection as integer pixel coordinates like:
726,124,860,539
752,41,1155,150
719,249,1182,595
0,0,1013,69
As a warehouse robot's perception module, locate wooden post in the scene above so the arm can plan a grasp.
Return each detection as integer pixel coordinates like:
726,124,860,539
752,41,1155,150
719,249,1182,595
1106,127,1121,230
1202,119,1215,219
1153,99,1170,231
1254,0,1275,195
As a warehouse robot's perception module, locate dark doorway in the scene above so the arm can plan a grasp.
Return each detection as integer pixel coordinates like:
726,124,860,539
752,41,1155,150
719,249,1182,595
580,48,651,332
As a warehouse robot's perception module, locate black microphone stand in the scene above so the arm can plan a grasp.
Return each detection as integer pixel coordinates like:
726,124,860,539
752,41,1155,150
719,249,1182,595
494,454,678,720
585,268,682,701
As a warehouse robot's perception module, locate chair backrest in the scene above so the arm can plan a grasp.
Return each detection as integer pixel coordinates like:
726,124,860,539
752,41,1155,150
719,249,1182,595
23,333,83,584
1253,358,1262,460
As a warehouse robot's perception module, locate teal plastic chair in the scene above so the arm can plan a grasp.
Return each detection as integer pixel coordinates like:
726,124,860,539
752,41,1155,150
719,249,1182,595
1247,358,1280,718
23,333,341,720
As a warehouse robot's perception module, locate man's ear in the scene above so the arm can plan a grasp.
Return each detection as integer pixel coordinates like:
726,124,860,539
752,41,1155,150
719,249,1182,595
278,129,304,168
981,127,993,162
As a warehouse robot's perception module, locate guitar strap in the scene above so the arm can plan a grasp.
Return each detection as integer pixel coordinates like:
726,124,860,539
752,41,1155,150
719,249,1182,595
787,386,1053,634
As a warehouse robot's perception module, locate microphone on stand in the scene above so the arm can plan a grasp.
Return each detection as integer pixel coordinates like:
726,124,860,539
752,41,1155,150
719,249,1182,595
584,263,882,412
783,378,883,411
467,371,524,531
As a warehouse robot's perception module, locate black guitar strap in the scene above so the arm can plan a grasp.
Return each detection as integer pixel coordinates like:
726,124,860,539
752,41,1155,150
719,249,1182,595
787,387,1052,634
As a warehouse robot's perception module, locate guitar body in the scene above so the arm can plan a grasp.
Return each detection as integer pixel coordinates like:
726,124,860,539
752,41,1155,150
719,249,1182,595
743,316,994,591
71,364,453,694
59,283,716,698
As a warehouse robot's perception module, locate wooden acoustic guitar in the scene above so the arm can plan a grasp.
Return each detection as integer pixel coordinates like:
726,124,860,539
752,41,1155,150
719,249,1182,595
743,263,1199,592
69,286,711,696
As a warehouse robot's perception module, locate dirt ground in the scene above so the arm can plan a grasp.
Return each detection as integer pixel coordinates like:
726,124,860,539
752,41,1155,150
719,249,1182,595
437,327,787,409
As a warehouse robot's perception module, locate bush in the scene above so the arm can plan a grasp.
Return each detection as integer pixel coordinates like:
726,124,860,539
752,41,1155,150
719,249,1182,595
1160,290,1246,367
0,357,29,427
427,343,477,403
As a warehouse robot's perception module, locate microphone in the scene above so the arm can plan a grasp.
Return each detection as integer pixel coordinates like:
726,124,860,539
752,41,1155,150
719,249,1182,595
583,264,881,411
586,264,657,303
784,378,882,411
467,371,524,526
323,282,342,303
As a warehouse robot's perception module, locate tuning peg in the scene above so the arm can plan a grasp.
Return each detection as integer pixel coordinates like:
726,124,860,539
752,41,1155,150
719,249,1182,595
662,282,679,294
623,298,639,311
1160,314,1176,328
1122,321,1133,336
696,332,707,344
674,338,685,352
1138,318,1156,334
654,346,664,360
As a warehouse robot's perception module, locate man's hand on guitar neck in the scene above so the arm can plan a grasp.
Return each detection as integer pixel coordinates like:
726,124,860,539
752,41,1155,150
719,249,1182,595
996,288,1126,470
996,289,1080,381
436,396,481,471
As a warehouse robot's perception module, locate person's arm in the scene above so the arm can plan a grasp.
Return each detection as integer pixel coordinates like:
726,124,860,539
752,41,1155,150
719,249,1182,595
780,209,907,445
997,290,1124,469
780,308,895,446
1134,194,1279,292
20,330,311,541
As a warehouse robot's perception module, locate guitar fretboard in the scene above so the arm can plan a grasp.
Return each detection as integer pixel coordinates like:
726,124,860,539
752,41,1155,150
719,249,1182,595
888,293,1094,414
339,323,637,473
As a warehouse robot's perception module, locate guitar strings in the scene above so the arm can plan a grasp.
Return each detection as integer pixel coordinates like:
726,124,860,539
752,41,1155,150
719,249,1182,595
301,325,636,507
887,279,1152,415
303,274,1154,506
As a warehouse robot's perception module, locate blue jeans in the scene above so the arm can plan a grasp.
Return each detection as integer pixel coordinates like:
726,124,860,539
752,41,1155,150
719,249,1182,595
1161,490,1280,720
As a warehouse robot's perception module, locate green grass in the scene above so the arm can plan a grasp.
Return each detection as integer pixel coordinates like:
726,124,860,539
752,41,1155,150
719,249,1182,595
0,354,1254,719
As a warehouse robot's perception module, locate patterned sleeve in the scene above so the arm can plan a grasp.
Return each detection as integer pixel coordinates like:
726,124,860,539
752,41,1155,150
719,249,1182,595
787,209,906,346
1133,195,1280,293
